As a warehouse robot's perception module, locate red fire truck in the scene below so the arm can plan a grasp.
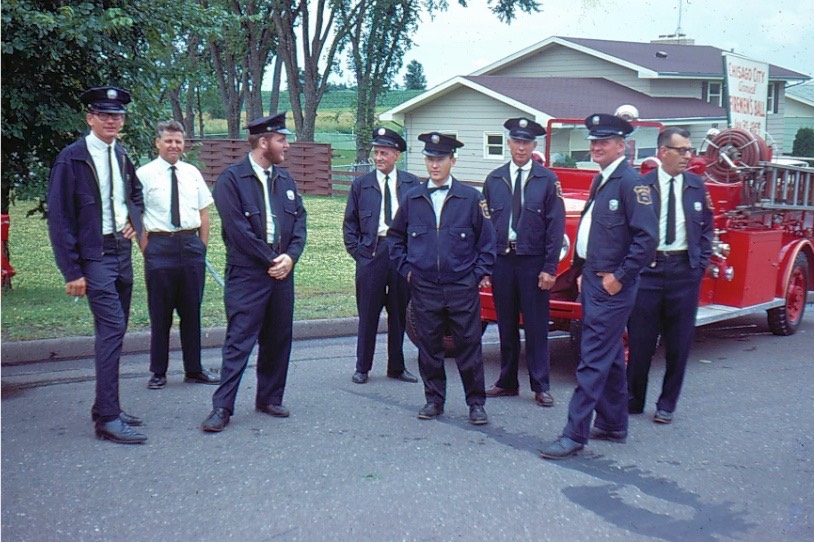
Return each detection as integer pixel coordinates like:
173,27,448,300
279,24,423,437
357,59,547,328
408,116,814,352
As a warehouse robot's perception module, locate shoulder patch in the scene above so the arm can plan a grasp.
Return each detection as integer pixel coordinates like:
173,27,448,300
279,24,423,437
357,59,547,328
705,191,714,211
633,185,652,205
555,179,564,199
479,198,491,219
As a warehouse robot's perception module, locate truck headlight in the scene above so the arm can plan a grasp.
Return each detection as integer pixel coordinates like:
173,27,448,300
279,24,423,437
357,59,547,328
560,233,570,261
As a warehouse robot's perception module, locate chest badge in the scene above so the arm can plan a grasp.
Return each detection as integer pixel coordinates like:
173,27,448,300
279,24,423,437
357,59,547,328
633,185,652,205
609,199,619,211
286,189,295,201
694,201,702,212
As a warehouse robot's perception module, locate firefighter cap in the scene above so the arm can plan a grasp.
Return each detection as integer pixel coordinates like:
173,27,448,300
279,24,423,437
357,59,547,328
80,86,131,114
247,112,292,135
371,127,407,152
504,117,546,141
585,113,634,140
418,132,464,156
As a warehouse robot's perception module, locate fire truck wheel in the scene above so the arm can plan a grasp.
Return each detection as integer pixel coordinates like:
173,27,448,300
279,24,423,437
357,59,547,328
405,301,488,358
767,252,809,336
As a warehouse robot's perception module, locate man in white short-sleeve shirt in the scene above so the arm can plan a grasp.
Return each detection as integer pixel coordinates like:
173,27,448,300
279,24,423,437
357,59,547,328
137,120,219,390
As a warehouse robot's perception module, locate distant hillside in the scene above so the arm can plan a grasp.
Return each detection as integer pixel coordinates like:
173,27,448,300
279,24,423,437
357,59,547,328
261,89,424,110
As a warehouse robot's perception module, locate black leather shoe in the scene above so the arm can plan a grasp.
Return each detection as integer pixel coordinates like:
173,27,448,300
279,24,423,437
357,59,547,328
654,410,673,424
417,402,443,420
387,370,418,383
352,371,368,384
256,404,290,418
535,391,555,407
485,385,519,397
148,374,167,389
91,407,143,427
590,427,628,443
95,419,147,444
184,370,220,385
202,407,230,432
628,399,644,414
469,404,488,425
540,436,584,460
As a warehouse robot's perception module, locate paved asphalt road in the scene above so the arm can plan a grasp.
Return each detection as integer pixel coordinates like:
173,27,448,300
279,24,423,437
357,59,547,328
2,311,812,541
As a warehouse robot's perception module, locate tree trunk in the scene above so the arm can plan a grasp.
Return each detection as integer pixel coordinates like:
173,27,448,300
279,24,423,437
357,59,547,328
268,53,283,114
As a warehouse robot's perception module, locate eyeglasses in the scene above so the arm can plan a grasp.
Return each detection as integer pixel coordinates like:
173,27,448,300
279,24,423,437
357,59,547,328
664,145,696,155
93,112,125,121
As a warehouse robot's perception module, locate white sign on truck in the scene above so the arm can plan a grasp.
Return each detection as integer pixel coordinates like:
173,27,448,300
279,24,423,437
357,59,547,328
723,52,769,136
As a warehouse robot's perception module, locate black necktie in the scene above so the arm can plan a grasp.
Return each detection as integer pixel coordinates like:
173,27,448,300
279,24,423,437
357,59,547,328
428,184,449,194
512,168,523,231
383,175,392,226
666,177,676,245
265,170,278,246
582,173,603,216
107,145,117,232
170,165,181,228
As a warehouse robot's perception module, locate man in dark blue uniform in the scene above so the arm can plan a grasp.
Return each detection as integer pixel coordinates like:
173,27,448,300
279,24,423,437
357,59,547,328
47,86,147,444
627,127,713,424
483,117,565,407
388,132,496,425
541,113,657,459
201,112,307,432
343,127,419,385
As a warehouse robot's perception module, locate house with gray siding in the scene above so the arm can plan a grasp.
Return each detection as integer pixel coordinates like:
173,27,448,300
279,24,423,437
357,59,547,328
785,84,814,154
381,36,810,182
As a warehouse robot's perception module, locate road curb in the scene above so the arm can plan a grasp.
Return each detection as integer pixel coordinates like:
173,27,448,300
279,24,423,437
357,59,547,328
1,317,374,366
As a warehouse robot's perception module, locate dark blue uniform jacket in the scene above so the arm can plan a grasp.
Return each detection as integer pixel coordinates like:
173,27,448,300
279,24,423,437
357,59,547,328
342,169,419,260
388,178,496,283
641,170,714,269
482,162,566,275
573,161,658,284
47,138,144,283
213,157,306,268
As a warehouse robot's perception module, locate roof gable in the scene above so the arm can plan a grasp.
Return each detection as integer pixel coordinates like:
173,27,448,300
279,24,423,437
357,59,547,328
379,75,726,123
473,36,809,81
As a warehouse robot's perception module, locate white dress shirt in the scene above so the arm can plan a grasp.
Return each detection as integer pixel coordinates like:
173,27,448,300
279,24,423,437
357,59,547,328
508,161,531,241
137,156,213,232
249,155,275,243
429,177,452,225
86,132,128,234
657,167,688,250
575,155,626,259
377,169,399,236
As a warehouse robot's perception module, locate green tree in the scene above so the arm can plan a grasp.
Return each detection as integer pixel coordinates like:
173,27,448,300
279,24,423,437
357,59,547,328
0,0,207,212
792,127,814,157
403,59,426,90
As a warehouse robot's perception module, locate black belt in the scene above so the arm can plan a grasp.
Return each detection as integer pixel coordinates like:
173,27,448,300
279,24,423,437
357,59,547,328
378,235,388,241
655,249,688,260
508,240,518,250
148,229,198,237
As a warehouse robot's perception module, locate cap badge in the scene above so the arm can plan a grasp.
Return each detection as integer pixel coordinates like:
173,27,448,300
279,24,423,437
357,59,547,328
107,89,118,99
519,119,528,128
431,134,440,144
592,115,600,125
378,128,386,136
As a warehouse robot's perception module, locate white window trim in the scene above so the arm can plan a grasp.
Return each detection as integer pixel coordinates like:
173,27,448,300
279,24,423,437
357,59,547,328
707,81,722,107
483,131,505,160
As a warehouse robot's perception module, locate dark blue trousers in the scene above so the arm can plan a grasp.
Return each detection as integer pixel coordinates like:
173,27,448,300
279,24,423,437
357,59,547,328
492,252,551,392
563,268,638,444
627,254,703,413
144,233,206,375
212,265,294,414
83,234,133,421
354,237,409,374
410,274,486,407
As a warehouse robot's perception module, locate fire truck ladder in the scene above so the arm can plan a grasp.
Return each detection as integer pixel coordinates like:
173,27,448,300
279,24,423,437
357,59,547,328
755,161,814,211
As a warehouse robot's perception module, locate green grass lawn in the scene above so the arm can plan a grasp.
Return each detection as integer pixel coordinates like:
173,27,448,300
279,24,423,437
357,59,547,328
1,196,357,341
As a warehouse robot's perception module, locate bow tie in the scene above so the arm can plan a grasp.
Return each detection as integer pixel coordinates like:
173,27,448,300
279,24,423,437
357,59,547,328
428,184,449,194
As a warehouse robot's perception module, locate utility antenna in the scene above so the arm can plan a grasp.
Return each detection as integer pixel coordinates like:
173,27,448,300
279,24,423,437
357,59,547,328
675,0,686,37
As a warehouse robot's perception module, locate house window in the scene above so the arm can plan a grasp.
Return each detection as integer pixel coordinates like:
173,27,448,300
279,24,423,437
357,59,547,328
483,132,504,159
704,81,722,107
767,82,780,114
